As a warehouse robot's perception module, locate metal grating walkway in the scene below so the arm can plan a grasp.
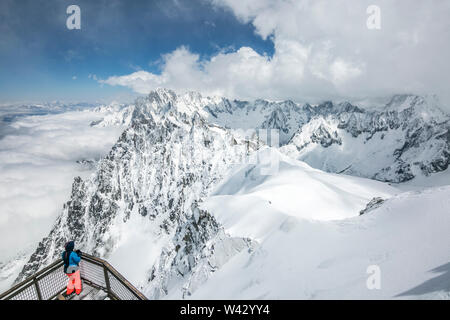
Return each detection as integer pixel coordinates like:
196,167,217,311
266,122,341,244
0,252,147,300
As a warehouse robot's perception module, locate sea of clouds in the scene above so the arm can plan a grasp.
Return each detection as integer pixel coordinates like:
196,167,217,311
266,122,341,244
0,107,126,263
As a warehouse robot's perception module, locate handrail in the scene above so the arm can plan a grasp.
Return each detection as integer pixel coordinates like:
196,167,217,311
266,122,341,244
0,259,64,300
0,252,147,300
81,253,147,300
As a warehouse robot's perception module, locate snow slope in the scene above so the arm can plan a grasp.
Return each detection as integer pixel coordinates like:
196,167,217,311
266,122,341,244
192,152,450,299
203,148,397,227
395,167,450,191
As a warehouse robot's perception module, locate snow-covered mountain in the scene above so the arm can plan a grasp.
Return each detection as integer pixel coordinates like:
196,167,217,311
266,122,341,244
91,90,311,145
92,90,450,183
282,95,450,182
193,153,450,299
15,91,262,298
9,89,450,299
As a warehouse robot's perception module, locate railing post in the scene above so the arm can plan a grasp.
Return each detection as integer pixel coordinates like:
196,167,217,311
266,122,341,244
103,265,111,296
34,278,43,300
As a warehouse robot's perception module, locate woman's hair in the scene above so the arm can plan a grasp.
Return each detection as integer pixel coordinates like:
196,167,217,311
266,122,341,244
65,241,75,252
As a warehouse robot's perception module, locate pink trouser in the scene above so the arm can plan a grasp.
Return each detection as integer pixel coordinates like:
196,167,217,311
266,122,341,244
66,270,82,295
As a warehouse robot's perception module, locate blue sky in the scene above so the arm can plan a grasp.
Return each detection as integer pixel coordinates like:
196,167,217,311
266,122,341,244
0,0,273,103
1,0,449,106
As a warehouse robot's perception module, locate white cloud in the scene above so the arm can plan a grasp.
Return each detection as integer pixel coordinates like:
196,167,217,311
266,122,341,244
330,59,364,85
0,110,125,261
88,74,98,81
100,0,450,107
204,20,216,28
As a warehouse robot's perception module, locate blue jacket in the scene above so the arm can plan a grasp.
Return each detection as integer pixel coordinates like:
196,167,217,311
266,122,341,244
61,251,81,267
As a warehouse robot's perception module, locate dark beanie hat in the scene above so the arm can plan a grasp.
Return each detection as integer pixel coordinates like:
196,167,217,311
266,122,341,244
65,241,75,252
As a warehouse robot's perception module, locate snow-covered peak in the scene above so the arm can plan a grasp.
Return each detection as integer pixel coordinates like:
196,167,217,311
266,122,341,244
147,87,177,104
205,147,396,223
385,94,424,112
385,94,448,121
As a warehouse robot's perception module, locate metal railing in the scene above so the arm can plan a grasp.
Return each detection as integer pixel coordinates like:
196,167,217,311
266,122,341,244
0,252,147,300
